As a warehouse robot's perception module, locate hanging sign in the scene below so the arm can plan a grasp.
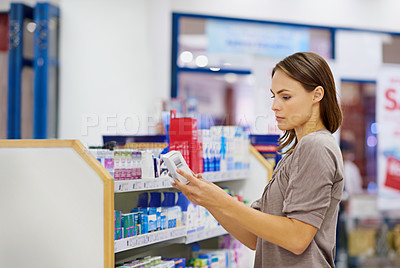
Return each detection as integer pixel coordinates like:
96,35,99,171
377,66,400,210
206,19,310,58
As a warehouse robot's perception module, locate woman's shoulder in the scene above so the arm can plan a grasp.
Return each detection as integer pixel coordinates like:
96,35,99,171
296,129,339,154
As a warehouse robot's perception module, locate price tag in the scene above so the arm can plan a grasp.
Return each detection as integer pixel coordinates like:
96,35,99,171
127,237,136,248
114,241,121,252
161,231,167,240
151,233,157,243
136,236,144,246
130,182,136,190
135,181,143,190
162,179,171,187
123,182,129,191
144,180,153,189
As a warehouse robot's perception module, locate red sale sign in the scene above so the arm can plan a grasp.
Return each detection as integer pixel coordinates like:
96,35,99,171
384,157,400,191
377,67,400,210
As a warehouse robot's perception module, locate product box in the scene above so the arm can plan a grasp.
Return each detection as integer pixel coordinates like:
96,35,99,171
122,213,135,228
169,110,203,173
115,211,122,228
124,226,135,238
115,227,123,240
141,214,149,234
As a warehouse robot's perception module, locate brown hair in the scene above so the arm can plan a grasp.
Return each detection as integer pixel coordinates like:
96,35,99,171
272,52,342,154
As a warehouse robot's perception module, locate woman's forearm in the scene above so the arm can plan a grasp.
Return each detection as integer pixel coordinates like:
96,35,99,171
207,206,258,250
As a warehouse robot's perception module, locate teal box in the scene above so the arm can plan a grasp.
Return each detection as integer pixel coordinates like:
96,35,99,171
122,213,135,228
114,211,122,228
115,227,123,240
124,226,135,238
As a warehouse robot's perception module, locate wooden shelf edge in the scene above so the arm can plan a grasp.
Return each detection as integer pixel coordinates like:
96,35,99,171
0,139,75,148
249,145,274,181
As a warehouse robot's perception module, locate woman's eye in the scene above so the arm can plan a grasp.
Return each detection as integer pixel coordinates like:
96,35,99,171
283,96,291,100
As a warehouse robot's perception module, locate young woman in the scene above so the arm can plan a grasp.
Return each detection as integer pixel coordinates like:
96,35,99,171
172,52,344,267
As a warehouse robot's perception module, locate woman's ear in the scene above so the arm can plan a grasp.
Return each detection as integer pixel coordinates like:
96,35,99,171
313,86,324,103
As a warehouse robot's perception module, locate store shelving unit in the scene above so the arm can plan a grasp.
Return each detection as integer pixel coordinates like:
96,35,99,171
114,227,187,253
114,170,249,193
113,169,249,256
185,226,228,244
0,139,114,268
0,140,272,266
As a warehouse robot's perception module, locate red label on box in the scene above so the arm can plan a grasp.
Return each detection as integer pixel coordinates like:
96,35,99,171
384,156,400,191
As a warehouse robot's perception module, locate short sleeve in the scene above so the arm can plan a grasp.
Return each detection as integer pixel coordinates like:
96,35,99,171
251,198,262,211
282,137,337,229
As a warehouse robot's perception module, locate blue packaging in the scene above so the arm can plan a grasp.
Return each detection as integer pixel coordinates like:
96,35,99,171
161,192,175,208
198,254,213,266
137,192,149,208
141,214,149,234
156,207,161,231
149,192,161,207
161,214,167,230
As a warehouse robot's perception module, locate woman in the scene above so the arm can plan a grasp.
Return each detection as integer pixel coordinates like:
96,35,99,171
173,52,344,267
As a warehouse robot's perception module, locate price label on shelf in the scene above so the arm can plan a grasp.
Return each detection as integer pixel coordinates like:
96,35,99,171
162,179,171,187
127,237,136,248
114,240,121,252
144,181,154,189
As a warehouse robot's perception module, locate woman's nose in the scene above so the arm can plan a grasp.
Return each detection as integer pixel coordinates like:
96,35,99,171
271,98,279,112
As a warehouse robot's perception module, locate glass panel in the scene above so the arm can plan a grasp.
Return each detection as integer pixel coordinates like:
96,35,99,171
47,17,59,138
382,34,400,64
309,28,332,60
340,81,377,193
178,17,333,70
23,19,34,59
177,72,254,129
20,66,34,139
175,15,333,134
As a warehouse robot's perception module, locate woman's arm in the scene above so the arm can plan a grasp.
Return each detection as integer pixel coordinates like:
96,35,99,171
207,203,258,250
173,169,317,255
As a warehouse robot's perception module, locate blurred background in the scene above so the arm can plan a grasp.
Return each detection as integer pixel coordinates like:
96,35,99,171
2,0,400,267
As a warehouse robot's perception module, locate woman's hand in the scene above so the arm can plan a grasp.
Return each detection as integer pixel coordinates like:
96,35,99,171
171,168,229,209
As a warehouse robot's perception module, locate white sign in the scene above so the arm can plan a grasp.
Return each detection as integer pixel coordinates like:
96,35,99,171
206,20,310,58
377,66,400,210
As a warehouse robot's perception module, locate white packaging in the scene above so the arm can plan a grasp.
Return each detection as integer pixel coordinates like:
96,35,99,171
161,150,192,184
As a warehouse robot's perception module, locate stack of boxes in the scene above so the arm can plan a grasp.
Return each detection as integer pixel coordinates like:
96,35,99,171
169,110,203,174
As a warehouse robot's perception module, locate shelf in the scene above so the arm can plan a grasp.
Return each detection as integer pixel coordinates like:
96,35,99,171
185,226,228,244
114,226,186,253
114,177,173,192
114,170,249,193
202,170,249,183
114,226,229,253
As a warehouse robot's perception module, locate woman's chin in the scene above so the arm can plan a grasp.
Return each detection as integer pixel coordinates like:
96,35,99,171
276,124,291,131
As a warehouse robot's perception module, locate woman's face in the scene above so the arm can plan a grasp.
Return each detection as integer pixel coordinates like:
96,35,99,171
270,69,316,131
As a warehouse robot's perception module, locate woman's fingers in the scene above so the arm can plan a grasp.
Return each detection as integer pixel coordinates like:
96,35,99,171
176,168,196,184
172,178,182,190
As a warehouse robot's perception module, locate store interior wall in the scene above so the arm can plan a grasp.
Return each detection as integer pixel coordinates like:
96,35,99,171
56,0,400,146
2,0,400,145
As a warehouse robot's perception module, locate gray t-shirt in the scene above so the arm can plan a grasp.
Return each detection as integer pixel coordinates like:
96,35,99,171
251,129,344,267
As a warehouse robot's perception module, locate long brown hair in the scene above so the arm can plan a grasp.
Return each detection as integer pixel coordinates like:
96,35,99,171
272,52,342,154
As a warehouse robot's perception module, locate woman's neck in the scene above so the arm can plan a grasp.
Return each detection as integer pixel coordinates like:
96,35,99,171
295,118,326,141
